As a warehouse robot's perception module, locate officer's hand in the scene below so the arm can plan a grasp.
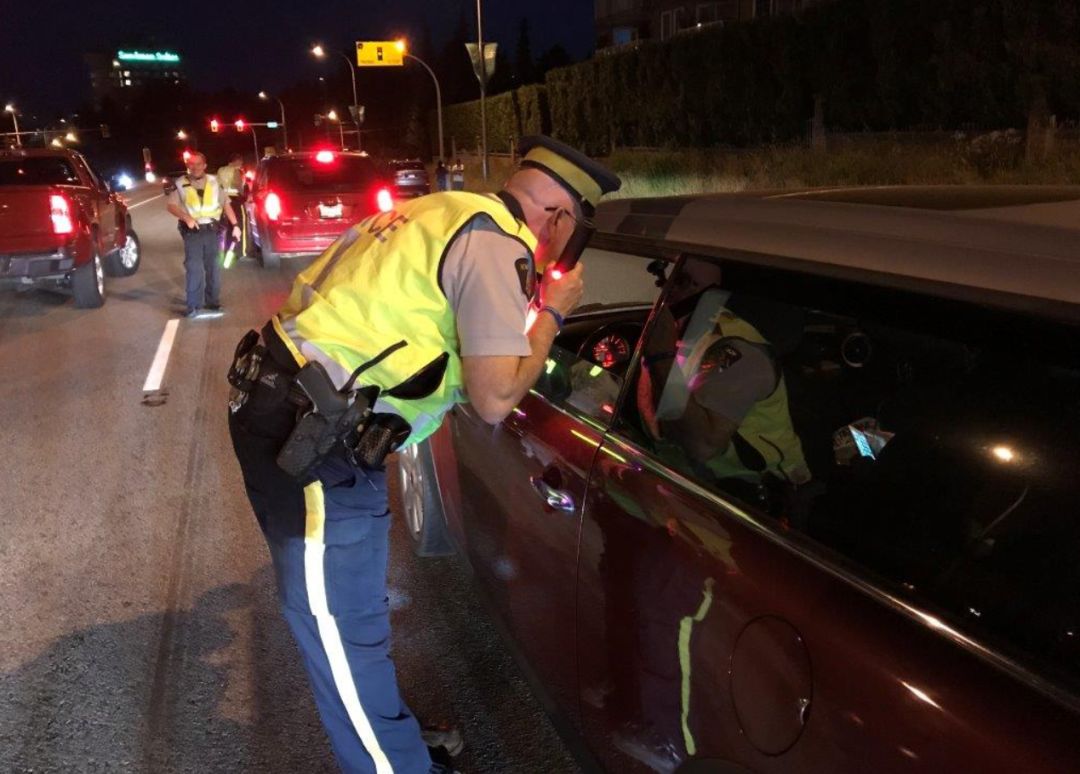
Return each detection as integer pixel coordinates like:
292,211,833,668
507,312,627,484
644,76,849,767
541,263,585,317
184,216,197,230
232,225,242,241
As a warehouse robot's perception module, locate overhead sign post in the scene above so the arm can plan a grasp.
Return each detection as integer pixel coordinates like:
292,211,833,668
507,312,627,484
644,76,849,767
466,42,497,180
355,41,404,67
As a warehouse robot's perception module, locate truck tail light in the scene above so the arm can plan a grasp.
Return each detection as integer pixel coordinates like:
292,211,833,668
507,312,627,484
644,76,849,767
376,187,393,213
50,194,74,235
264,191,282,221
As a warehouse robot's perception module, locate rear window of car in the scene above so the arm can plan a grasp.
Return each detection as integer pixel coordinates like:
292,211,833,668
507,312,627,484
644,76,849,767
392,161,425,171
0,157,81,186
266,156,378,192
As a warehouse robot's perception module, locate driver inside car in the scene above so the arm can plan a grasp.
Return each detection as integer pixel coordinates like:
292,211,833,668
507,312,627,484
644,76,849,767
637,259,811,506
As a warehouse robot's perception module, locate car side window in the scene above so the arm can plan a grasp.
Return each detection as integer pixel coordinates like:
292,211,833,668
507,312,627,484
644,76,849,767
532,248,664,424
618,255,1080,695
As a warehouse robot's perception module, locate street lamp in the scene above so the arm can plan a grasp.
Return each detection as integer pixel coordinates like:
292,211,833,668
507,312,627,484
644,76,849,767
397,39,444,162
311,43,361,151
4,104,21,148
326,109,345,150
176,129,188,140
259,91,288,151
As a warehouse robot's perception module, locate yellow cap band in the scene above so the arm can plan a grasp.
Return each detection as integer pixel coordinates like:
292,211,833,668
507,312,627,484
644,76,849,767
523,146,603,210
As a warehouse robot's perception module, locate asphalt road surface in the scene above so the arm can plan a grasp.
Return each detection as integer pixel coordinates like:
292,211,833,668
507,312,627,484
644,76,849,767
0,186,610,773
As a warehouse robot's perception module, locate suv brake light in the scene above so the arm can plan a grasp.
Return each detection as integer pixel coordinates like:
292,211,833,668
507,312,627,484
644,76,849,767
315,150,335,164
376,187,393,213
264,191,282,221
50,194,74,235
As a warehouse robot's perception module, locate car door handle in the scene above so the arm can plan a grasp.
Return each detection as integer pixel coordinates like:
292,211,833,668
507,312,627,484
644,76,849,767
529,476,575,512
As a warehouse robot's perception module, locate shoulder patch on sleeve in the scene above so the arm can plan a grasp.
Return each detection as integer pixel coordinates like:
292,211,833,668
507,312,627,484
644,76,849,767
515,256,536,299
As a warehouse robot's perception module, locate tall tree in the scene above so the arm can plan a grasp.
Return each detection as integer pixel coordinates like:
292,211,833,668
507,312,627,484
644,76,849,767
515,18,536,85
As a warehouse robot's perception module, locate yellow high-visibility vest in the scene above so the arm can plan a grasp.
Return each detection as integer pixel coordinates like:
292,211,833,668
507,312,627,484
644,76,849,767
272,192,538,446
179,175,224,221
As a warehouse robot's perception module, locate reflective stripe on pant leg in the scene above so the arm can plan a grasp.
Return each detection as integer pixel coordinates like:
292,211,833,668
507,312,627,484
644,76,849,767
679,577,715,757
303,482,395,774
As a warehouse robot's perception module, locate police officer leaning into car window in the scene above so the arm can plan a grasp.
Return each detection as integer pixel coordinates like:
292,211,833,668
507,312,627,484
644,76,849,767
226,136,620,774
166,151,241,319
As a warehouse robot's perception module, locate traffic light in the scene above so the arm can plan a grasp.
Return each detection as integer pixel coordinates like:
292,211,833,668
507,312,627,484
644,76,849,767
100,123,110,139
210,118,220,133
234,119,246,132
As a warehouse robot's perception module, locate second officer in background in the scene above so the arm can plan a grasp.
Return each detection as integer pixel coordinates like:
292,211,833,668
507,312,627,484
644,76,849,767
166,152,241,319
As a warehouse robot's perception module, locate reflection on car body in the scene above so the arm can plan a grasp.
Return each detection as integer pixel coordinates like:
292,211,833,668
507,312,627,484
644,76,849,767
404,186,1080,773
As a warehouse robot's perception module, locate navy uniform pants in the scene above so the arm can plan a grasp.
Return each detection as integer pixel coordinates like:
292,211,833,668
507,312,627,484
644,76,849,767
228,403,432,774
182,225,221,311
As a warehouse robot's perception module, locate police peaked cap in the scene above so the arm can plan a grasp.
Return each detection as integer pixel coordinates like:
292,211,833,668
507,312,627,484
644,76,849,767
518,135,621,216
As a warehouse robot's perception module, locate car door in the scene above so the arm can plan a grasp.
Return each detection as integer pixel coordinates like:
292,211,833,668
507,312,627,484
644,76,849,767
447,248,663,721
75,154,119,251
577,253,1080,772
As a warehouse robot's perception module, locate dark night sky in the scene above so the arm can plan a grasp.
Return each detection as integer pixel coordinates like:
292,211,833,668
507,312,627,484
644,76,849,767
1,0,595,117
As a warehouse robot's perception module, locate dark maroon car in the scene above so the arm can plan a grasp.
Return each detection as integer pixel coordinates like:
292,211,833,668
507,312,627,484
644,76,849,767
398,186,1080,773
244,150,393,268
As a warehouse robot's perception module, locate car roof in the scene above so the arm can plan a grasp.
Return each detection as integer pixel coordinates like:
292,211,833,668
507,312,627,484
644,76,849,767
593,186,1080,323
265,151,373,163
0,148,78,159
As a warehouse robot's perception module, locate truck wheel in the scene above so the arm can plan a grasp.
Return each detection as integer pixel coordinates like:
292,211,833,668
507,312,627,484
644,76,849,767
73,249,106,308
260,249,281,269
396,441,455,557
105,230,141,277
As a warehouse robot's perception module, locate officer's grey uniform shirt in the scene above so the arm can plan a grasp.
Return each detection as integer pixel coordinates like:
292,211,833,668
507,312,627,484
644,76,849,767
693,339,777,423
441,214,533,358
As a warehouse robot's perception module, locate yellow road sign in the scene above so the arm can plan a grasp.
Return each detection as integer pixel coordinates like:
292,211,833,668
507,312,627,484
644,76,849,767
356,41,404,67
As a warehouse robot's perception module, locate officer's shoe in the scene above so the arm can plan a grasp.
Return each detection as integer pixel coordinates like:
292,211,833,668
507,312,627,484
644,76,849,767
421,726,464,757
427,744,462,774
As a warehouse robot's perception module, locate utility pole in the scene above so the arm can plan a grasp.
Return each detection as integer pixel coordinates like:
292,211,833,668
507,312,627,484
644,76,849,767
477,0,488,180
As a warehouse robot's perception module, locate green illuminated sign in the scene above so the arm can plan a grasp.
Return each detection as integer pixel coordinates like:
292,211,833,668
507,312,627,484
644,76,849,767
117,50,181,64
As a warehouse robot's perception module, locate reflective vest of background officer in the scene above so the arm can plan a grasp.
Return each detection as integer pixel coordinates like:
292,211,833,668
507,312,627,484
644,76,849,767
228,135,621,774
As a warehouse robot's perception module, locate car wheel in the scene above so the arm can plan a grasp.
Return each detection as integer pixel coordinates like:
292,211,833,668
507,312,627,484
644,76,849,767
259,242,281,269
105,229,141,277
396,441,454,557
73,248,106,308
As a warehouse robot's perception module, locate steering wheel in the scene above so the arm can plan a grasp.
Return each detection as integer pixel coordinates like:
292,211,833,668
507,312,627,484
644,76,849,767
577,323,643,378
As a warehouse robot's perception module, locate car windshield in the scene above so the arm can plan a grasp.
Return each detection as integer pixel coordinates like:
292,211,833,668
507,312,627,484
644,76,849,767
266,156,378,192
0,157,80,185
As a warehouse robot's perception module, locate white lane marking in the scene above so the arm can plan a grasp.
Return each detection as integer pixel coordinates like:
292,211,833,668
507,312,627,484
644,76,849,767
143,319,180,393
128,193,164,210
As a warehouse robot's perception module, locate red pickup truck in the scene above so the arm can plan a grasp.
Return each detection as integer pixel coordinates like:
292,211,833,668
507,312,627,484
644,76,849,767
0,148,141,308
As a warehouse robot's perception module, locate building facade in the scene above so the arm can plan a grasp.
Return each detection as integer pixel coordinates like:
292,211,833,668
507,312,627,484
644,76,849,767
86,48,185,108
597,0,831,48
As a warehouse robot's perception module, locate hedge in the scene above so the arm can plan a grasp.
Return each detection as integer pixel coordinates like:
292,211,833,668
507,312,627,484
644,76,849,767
435,84,549,155
437,0,1080,156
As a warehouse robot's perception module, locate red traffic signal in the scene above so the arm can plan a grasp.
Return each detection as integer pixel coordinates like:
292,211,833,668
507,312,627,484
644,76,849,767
210,118,220,133
234,119,246,131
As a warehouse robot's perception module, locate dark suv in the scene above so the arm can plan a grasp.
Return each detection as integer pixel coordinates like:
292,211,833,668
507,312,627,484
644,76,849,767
244,150,393,268
388,159,430,199
400,186,1080,773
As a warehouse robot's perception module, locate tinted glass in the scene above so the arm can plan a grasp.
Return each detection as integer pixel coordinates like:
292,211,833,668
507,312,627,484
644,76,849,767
0,157,80,185
266,156,378,192
533,249,664,423
622,254,1080,695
